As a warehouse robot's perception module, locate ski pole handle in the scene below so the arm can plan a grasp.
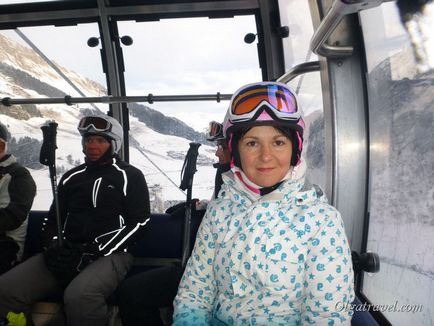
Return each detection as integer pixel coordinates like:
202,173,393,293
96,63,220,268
180,142,201,191
40,121,58,167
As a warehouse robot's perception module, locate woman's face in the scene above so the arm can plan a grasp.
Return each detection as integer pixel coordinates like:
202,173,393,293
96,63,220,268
238,126,292,187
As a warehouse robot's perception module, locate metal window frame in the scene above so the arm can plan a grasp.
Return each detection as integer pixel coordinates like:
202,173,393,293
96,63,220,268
0,0,271,161
310,0,383,58
309,0,369,256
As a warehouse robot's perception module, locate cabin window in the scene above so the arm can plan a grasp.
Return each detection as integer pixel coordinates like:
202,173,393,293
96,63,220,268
0,24,107,210
117,16,261,211
279,0,326,190
360,3,433,324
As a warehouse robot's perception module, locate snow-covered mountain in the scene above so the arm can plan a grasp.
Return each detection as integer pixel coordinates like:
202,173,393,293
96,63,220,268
0,33,217,212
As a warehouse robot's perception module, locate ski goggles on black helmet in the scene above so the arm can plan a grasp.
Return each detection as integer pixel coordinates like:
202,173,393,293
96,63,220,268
206,121,224,141
78,116,113,133
228,82,301,123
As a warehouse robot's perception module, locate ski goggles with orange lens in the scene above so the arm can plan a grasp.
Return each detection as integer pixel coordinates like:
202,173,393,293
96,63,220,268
229,82,300,122
78,116,112,132
206,121,224,140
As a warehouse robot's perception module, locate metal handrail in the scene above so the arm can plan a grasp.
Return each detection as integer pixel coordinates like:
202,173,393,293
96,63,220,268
277,61,320,83
310,0,383,57
0,93,232,107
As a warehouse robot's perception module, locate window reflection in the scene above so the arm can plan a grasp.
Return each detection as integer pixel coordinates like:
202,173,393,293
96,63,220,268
361,3,433,325
279,0,325,190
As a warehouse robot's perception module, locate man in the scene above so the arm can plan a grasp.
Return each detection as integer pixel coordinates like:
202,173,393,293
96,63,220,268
0,114,151,326
0,123,36,275
207,121,231,199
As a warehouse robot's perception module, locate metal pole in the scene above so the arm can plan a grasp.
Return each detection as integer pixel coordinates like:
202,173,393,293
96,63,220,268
1,93,232,106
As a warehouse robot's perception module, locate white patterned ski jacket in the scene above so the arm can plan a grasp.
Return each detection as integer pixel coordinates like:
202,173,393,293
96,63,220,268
173,163,354,325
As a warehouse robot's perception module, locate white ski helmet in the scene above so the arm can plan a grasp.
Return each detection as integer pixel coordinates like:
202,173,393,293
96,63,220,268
77,114,123,154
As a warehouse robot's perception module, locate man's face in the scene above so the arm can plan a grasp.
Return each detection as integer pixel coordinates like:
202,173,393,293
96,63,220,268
83,135,111,161
0,141,6,159
215,139,231,164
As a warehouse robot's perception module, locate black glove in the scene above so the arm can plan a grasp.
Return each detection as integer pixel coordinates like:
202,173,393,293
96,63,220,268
165,201,186,215
165,199,199,217
43,240,96,286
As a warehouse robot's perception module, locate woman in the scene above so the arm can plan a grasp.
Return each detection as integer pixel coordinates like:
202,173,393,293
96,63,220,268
173,82,354,325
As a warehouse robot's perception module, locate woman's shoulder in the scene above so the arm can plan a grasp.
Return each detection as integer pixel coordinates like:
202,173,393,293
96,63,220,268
294,180,330,206
201,190,239,226
205,193,232,212
291,181,342,222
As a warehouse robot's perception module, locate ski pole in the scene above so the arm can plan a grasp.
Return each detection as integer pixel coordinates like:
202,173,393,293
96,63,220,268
180,142,201,268
40,121,63,246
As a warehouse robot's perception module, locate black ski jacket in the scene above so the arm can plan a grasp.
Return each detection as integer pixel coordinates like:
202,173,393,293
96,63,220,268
45,156,150,257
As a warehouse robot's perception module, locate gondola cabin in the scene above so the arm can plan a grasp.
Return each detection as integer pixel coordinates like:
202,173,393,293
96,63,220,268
0,0,432,325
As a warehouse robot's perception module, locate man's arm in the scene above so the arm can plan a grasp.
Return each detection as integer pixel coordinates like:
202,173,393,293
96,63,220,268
93,167,151,256
0,165,36,232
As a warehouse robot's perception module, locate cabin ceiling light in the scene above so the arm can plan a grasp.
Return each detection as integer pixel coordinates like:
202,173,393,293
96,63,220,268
87,35,133,47
243,33,257,44
120,35,133,46
243,25,289,44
